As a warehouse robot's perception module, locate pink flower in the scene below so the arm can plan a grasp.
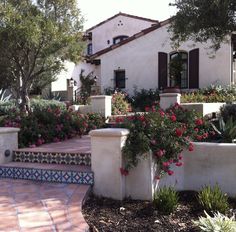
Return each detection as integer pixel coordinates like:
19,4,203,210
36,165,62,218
29,144,36,148
170,115,177,122
167,170,174,176
145,106,150,112
159,110,165,117
195,119,203,126
178,154,183,160
162,161,170,168
120,168,129,176
188,143,194,152
156,149,165,157
175,128,183,137
175,162,183,167
196,135,202,141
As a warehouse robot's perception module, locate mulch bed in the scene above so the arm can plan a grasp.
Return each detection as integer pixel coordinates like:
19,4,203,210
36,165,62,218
83,191,205,232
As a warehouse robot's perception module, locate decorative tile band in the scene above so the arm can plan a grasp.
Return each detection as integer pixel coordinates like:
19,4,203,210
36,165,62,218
0,167,94,185
13,151,91,166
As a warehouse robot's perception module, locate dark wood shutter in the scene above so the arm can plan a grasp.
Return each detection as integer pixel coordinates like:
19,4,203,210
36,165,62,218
158,52,168,89
189,48,199,89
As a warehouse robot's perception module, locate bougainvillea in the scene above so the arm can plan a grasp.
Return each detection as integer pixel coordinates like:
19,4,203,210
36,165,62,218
116,103,215,178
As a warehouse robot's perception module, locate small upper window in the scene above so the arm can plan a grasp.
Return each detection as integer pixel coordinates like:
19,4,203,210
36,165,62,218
169,51,188,88
114,70,126,89
113,36,128,45
87,43,92,55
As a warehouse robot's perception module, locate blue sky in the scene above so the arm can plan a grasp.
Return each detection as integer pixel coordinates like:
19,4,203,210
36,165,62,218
78,0,176,29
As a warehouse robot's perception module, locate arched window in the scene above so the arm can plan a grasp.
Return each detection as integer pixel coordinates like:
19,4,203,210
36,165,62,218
169,51,188,88
113,35,128,45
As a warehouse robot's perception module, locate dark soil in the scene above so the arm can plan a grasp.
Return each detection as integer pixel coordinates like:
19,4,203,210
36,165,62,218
82,191,204,232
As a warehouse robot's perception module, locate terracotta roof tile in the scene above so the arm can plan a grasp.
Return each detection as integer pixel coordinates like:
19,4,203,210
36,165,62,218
86,12,159,32
88,18,172,60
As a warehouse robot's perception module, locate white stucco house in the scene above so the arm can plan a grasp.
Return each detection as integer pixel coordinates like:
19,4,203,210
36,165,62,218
51,12,236,99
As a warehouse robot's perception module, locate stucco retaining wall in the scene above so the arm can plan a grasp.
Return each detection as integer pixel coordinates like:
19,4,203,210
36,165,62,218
0,127,20,164
90,128,236,200
180,103,225,116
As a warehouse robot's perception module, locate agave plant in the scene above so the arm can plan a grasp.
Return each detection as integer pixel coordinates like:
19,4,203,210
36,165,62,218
193,211,236,232
0,89,11,102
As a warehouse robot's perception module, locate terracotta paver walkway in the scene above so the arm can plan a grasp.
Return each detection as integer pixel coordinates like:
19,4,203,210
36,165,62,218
0,178,90,232
16,136,91,154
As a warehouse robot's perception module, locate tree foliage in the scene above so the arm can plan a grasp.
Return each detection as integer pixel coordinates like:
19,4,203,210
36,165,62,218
0,0,84,109
169,0,236,50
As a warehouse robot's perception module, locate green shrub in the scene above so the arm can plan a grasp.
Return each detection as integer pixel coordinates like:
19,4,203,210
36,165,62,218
131,88,159,111
198,185,229,214
0,100,18,116
221,104,236,123
112,91,130,115
30,99,66,111
153,187,179,215
193,211,236,232
181,85,236,103
85,113,105,131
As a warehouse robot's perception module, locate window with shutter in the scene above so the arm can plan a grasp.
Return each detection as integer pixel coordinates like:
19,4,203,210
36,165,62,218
158,52,168,90
189,48,199,89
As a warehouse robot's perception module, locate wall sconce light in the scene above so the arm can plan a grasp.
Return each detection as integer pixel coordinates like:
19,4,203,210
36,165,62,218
94,76,98,83
69,77,75,87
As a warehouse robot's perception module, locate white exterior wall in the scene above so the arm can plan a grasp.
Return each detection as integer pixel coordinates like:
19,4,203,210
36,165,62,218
51,61,75,92
99,25,232,94
88,15,156,53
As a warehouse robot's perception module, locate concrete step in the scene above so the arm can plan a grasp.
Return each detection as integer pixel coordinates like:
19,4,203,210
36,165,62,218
13,150,91,166
0,162,93,185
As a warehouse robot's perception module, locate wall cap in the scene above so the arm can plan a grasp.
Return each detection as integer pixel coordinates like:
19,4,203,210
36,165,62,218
0,127,20,134
91,95,112,99
159,93,181,97
89,128,129,137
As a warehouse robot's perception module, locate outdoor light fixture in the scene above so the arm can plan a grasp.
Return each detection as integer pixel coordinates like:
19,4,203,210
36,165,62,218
69,77,75,87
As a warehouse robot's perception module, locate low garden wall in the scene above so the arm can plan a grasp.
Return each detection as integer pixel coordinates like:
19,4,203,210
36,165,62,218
180,103,225,116
90,128,236,200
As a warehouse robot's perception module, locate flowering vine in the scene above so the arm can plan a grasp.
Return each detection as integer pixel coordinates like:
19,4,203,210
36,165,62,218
116,103,215,178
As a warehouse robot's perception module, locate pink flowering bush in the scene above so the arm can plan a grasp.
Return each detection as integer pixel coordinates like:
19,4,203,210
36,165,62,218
0,107,104,148
116,103,215,178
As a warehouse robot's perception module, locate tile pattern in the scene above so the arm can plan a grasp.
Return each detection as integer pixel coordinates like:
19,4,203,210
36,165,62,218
0,166,94,185
13,151,91,166
0,178,90,231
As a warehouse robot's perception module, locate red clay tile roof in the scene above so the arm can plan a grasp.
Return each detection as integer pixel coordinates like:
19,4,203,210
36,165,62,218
86,12,159,32
88,18,171,60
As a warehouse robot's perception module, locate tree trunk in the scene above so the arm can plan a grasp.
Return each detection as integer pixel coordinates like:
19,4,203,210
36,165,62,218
20,85,31,113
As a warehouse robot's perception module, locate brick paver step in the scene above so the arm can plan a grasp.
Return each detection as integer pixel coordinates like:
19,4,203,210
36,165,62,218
0,178,90,231
0,162,93,185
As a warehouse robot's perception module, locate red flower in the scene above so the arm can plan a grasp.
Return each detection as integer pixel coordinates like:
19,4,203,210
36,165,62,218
175,128,183,137
178,154,183,160
188,143,194,151
167,170,174,176
155,175,161,180
162,161,170,168
156,149,165,157
170,115,177,122
195,119,203,126
196,135,202,141
194,128,199,132
159,110,165,117
139,115,145,122
202,133,208,139
145,106,150,112
120,168,129,176
175,162,183,167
